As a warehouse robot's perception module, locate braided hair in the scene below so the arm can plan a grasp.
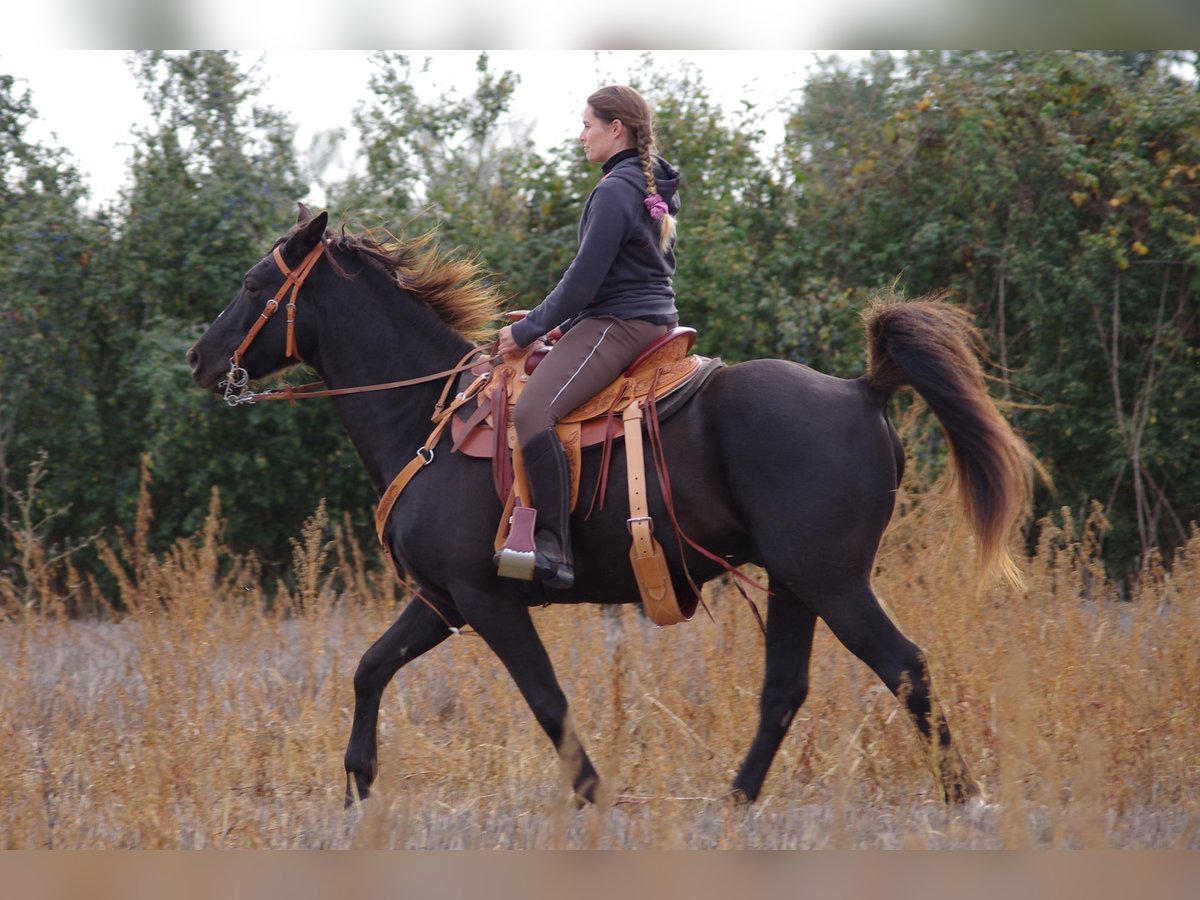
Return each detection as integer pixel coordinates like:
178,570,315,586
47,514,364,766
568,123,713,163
587,85,677,252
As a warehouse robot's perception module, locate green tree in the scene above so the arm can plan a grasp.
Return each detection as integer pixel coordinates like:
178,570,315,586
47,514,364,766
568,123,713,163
0,72,108,572
786,51,1200,574
108,52,373,569
331,51,593,310
621,60,794,363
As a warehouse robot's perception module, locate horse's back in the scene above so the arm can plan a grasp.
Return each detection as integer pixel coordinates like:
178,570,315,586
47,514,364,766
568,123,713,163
700,358,893,461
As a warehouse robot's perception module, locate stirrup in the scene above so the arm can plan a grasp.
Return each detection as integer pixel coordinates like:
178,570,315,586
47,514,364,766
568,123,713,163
495,506,538,580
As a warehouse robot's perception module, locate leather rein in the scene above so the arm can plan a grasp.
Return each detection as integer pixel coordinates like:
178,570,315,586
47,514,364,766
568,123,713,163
219,240,489,408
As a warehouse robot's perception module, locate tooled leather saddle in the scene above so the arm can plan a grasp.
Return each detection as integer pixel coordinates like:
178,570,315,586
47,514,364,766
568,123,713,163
372,322,724,626
451,326,719,510
470,325,722,625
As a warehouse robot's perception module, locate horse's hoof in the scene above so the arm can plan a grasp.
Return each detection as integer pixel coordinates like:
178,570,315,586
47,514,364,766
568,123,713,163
344,773,372,809
961,795,1000,818
573,772,599,805
945,778,986,806
724,787,752,806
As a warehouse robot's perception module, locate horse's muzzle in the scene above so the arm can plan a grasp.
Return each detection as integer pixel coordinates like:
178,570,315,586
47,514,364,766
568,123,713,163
186,345,226,391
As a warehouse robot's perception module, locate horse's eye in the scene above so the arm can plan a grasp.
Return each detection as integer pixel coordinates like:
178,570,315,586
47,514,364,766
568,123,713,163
243,276,260,294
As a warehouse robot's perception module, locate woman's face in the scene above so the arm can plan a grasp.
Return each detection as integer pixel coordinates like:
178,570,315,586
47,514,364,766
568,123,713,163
579,105,631,164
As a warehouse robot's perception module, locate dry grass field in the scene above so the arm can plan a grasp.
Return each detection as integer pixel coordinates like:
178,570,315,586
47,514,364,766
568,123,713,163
2,460,1198,850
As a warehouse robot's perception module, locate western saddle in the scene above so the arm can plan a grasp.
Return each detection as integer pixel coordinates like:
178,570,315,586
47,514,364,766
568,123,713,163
374,322,723,626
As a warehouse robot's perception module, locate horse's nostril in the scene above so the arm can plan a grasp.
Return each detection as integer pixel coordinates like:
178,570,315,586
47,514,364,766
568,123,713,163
186,346,199,370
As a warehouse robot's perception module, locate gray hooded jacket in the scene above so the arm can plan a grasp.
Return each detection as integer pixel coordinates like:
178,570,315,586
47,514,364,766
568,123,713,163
510,150,681,348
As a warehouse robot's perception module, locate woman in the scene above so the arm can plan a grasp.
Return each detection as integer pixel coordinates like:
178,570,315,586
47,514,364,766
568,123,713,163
495,84,682,589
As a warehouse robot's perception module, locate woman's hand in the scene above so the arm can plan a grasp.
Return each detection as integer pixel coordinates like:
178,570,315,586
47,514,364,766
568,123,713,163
496,325,521,359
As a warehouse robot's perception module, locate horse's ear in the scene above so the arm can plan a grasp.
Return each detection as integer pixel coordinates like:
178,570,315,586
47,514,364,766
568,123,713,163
297,202,313,224
284,209,328,260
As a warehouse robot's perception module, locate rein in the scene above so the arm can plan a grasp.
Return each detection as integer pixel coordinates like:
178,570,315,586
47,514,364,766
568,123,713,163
220,239,492,407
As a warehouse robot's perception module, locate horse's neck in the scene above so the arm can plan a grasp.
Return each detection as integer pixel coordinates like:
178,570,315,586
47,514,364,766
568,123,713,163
307,273,475,496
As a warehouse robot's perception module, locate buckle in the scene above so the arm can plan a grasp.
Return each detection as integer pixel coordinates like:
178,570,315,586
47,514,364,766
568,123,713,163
626,516,653,535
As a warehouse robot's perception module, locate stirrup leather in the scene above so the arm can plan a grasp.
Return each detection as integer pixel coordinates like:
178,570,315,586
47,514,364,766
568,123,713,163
622,401,691,626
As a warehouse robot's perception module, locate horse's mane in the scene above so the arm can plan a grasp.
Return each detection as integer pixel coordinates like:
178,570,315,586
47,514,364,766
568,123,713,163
320,225,506,344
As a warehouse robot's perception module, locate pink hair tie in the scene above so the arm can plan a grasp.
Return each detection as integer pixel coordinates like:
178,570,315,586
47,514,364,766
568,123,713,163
644,195,669,221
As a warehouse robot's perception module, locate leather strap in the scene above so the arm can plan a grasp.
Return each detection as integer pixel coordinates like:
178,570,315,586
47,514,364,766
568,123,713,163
248,353,486,403
490,368,514,503
585,381,631,518
642,376,768,634
373,378,484,544
623,402,653,557
374,413,454,544
622,401,690,626
493,484,519,553
231,242,326,368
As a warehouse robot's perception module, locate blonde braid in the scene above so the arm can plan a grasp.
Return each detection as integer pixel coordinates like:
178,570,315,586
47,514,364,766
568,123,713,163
637,131,676,253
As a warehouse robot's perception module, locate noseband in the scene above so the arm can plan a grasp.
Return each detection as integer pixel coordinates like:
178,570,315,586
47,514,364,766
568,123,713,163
221,241,326,406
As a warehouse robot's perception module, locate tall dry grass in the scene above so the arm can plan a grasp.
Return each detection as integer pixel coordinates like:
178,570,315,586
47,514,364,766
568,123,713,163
1,455,1197,849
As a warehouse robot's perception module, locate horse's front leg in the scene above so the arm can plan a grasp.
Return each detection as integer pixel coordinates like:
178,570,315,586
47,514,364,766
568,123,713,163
344,594,461,806
460,588,601,803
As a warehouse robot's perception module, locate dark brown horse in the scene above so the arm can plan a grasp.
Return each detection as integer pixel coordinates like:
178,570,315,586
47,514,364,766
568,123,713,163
187,207,1034,808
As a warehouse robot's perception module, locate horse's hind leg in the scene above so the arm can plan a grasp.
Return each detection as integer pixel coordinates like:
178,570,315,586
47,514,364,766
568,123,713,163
817,579,980,803
344,594,461,805
732,580,818,802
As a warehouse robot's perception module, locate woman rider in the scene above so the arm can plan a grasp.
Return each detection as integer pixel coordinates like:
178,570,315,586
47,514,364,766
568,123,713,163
495,84,681,589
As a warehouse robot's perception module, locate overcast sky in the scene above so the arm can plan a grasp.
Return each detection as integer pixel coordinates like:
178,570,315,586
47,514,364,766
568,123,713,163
2,50,846,209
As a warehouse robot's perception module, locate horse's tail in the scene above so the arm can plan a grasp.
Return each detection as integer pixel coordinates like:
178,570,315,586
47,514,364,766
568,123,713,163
863,293,1039,585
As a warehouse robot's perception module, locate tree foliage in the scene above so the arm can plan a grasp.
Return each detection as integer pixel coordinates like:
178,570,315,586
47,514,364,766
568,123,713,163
0,73,107,567
786,51,1200,571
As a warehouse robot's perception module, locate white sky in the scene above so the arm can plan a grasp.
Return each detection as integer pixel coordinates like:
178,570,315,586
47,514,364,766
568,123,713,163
0,50,860,209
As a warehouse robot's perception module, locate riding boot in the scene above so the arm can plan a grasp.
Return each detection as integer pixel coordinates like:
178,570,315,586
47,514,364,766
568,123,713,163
521,429,575,589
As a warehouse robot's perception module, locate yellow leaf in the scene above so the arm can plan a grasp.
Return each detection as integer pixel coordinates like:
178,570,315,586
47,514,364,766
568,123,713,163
1132,241,1149,256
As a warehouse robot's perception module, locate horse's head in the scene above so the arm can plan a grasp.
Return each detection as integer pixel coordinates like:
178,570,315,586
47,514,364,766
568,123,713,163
187,205,329,404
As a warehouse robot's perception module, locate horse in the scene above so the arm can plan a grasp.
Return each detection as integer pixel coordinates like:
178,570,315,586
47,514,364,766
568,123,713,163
187,206,1034,809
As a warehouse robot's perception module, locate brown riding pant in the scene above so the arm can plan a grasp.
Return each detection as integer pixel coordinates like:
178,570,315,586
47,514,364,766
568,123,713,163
513,316,670,447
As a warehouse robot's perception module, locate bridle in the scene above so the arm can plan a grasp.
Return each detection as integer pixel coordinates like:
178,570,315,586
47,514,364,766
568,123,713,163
219,239,490,407
221,241,326,406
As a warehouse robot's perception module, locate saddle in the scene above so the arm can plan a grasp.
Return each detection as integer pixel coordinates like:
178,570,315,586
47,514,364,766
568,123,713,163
373,324,723,626
451,326,709,511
